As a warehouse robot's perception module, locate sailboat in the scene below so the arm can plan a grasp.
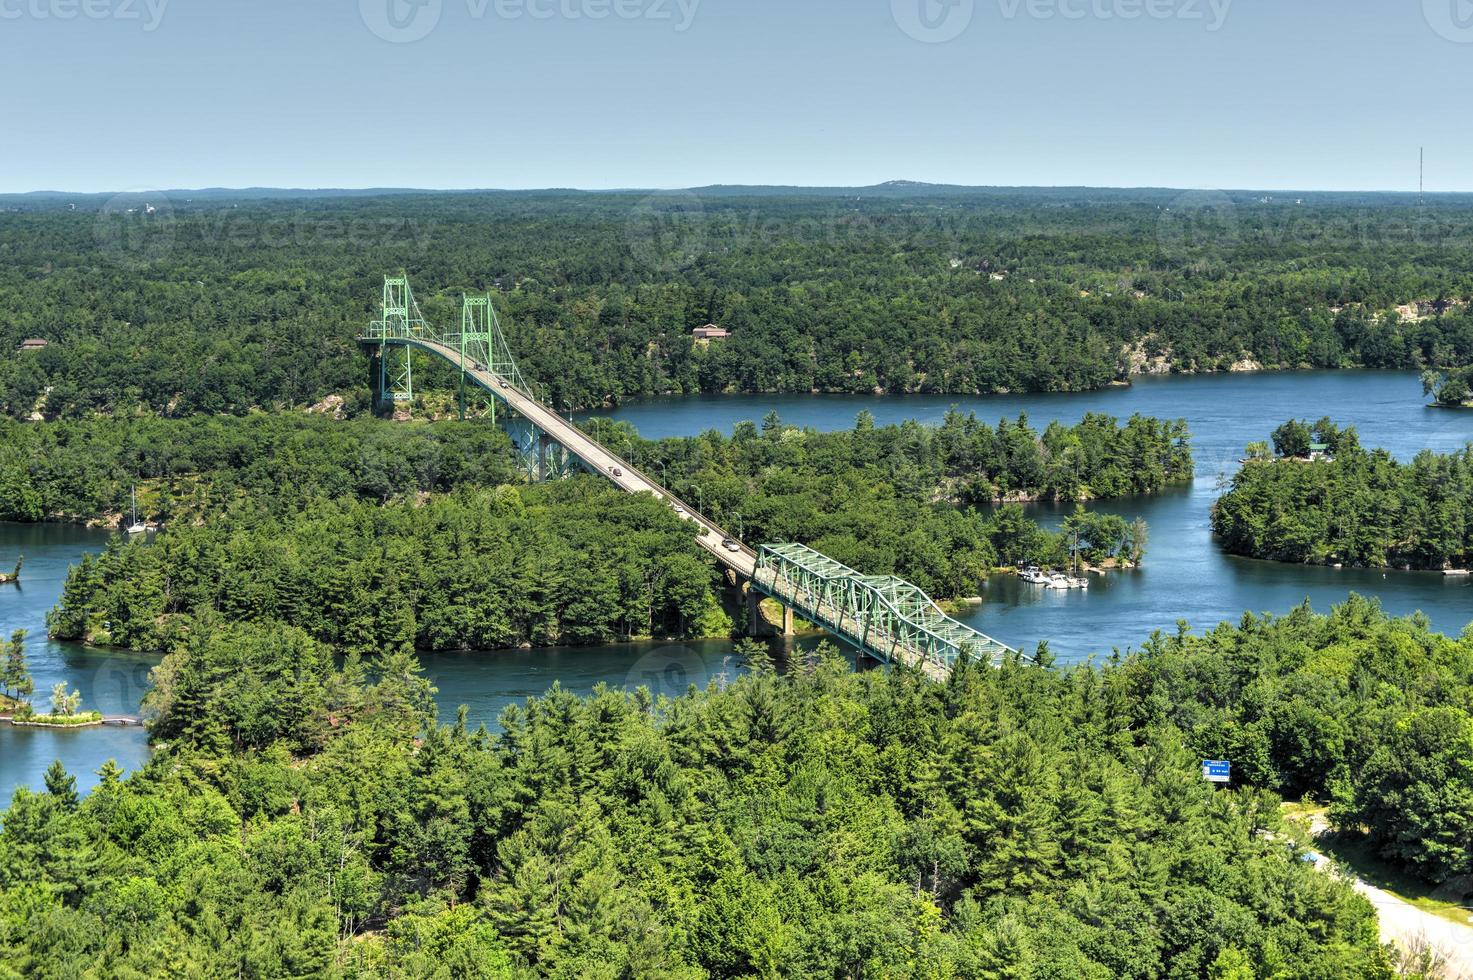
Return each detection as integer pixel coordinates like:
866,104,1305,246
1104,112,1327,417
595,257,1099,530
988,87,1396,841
125,487,147,535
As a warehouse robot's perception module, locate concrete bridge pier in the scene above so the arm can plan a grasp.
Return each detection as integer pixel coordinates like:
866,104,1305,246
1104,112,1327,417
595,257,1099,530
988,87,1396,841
746,585,794,638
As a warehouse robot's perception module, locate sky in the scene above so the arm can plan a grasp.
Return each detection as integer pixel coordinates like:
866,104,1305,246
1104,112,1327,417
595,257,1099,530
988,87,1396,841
1,0,1470,193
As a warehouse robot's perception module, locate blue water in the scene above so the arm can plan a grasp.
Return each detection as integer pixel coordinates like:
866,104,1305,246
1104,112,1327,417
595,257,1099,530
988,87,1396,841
0,524,153,804
591,371,1473,656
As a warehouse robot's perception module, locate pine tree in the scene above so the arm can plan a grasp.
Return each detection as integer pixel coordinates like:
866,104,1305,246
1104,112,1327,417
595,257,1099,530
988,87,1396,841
2,629,32,705
44,761,78,809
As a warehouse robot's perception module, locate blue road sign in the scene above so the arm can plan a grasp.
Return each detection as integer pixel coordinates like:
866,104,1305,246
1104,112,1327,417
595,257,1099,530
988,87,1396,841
1202,760,1231,783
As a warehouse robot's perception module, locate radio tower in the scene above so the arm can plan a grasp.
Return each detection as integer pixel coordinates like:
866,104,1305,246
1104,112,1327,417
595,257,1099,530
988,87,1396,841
1420,146,1424,204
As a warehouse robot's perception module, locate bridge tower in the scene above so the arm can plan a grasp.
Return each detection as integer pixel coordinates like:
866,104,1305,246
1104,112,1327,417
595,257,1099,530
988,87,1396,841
368,275,428,413
361,274,577,481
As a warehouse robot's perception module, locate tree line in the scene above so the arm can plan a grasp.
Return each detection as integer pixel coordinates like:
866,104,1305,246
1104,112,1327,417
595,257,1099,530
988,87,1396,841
47,484,734,654
0,414,517,524
40,410,1174,653
4,189,1473,417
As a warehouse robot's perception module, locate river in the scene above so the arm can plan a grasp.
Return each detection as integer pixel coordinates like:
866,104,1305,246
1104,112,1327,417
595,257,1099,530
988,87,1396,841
590,369,1473,656
3,370,1469,801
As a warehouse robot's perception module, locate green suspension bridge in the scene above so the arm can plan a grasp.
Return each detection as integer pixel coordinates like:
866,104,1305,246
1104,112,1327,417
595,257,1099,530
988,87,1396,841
359,274,1015,679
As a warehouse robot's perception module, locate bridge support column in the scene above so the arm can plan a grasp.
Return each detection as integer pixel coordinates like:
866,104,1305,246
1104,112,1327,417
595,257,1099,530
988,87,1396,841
747,587,793,638
538,432,551,481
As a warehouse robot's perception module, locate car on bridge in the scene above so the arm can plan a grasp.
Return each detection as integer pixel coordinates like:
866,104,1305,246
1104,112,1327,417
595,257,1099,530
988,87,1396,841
610,466,623,477
722,538,740,553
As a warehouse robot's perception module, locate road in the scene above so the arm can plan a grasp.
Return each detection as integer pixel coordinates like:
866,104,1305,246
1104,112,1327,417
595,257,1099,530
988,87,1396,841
413,338,758,580
1302,816,1473,977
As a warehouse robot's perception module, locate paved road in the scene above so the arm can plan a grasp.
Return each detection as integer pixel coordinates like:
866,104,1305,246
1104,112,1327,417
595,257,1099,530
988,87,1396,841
414,339,758,580
1302,817,1473,977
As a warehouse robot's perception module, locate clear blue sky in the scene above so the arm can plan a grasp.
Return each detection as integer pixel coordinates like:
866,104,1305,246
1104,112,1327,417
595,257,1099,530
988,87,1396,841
2,0,1469,192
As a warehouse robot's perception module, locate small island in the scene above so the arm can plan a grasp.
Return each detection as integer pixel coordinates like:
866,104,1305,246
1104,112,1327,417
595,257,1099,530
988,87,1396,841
1424,368,1473,409
0,630,102,727
0,556,20,584
1213,419,1473,570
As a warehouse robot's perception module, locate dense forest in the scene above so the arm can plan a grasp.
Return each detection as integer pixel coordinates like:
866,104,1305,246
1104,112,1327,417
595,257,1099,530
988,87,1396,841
8,186,1473,974
588,407,1193,506
0,615,1399,977
0,408,1189,526
47,485,736,653
1127,595,1473,887
3,188,1473,415
1212,421,1473,569
0,414,518,524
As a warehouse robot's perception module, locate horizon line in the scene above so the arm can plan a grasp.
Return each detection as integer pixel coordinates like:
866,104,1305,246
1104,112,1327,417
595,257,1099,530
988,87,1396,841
2,181,1469,198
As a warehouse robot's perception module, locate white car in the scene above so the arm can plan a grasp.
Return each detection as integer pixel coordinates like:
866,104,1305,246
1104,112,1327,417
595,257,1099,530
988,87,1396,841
722,539,740,553
673,506,686,516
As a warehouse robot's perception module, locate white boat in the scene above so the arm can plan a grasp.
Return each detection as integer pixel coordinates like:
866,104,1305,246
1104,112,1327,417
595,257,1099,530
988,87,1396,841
125,487,147,535
1045,572,1090,590
1019,566,1050,584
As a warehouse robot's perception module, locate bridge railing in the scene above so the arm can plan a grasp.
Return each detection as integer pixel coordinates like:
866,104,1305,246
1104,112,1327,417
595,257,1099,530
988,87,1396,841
752,542,1013,672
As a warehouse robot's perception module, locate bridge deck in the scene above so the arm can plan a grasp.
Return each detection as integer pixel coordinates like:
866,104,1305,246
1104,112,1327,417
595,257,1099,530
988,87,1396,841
371,336,759,580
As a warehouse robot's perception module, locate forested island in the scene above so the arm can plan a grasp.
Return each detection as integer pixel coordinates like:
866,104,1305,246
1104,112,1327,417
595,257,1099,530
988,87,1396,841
37,410,1178,653
1212,420,1473,570
3,188,1473,415
1424,367,1473,408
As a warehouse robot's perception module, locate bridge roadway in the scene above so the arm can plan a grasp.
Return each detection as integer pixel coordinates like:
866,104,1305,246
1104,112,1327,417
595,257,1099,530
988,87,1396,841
379,335,1005,681
400,338,759,580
